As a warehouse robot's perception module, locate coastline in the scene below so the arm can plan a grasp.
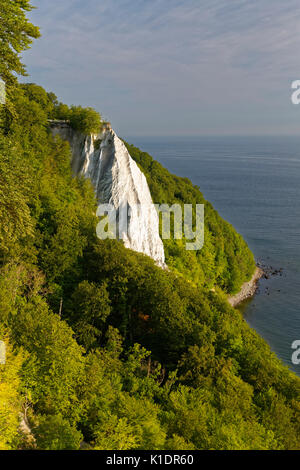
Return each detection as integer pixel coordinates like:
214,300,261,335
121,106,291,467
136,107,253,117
228,267,264,308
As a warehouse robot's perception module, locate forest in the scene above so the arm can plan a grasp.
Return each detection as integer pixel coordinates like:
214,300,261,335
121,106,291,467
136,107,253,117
0,0,300,450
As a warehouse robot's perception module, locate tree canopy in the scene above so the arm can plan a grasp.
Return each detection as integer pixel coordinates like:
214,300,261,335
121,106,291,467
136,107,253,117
0,1,40,86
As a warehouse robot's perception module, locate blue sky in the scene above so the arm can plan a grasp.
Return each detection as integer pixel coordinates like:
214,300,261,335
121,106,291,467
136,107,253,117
23,0,300,136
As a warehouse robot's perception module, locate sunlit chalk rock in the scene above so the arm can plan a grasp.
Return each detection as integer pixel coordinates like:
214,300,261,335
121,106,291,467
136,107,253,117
50,121,165,267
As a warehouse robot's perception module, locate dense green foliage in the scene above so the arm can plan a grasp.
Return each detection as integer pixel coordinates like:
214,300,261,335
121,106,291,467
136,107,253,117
19,83,102,134
0,2,300,450
53,101,102,134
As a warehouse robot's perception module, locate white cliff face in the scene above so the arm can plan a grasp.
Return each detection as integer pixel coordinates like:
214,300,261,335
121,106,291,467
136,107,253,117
50,123,165,267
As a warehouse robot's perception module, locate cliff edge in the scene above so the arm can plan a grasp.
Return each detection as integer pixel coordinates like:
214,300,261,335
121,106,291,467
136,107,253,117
50,122,165,267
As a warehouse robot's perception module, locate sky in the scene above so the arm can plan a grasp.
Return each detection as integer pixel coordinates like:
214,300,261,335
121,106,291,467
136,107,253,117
22,0,300,136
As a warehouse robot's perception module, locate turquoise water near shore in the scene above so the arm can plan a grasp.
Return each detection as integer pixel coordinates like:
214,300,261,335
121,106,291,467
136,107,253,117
126,135,300,375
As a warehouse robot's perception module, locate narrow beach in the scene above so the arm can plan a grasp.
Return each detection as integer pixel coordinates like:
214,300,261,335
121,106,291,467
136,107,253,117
228,267,264,308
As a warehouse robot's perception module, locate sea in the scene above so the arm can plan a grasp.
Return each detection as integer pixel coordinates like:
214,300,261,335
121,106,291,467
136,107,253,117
126,135,300,375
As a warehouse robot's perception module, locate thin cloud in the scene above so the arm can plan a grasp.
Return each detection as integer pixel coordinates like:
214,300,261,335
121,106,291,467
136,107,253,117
23,0,300,135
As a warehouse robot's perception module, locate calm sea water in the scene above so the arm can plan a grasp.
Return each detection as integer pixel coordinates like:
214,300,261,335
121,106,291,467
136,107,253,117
126,135,300,375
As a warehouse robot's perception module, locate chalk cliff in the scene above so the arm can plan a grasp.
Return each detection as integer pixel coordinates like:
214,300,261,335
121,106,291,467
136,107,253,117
50,122,165,267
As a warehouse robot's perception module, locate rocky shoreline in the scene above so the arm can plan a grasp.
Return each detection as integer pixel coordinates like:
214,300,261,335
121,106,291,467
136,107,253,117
228,267,264,308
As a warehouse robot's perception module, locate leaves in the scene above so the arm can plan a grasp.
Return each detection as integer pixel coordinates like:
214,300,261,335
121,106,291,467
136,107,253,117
0,0,40,87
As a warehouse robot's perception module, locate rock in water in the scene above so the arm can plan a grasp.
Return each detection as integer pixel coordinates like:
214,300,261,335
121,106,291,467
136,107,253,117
50,122,165,267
